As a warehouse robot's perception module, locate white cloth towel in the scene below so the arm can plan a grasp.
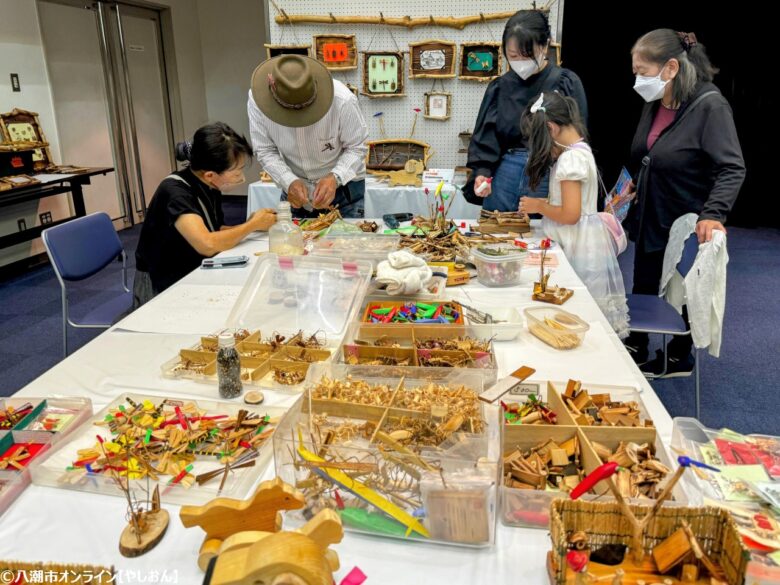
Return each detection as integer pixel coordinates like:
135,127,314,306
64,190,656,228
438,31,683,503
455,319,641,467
375,250,433,295
659,214,729,357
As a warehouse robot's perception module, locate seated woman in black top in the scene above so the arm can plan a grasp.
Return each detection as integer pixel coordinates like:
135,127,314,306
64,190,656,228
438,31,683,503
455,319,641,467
133,122,276,307
465,10,587,212
625,30,745,375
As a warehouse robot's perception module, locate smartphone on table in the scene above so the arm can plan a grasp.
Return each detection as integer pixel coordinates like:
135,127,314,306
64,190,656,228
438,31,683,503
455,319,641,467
201,255,249,269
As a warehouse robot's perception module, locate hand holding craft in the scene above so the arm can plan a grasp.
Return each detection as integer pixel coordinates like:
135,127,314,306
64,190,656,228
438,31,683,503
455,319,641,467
313,173,338,209
249,208,277,231
287,180,309,209
474,175,492,197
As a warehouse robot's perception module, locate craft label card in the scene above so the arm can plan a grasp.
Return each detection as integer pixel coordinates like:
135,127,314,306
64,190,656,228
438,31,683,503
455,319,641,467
713,464,770,502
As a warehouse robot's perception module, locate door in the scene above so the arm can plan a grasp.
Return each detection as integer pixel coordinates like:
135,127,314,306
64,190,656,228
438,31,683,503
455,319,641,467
38,0,176,226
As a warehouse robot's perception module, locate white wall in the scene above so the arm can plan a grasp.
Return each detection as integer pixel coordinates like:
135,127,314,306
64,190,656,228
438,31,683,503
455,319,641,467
154,0,210,138
0,0,66,266
0,0,212,268
196,0,268,194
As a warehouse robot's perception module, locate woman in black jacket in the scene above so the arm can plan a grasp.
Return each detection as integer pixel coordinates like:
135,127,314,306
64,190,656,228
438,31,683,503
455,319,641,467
625,29,745,376
465,10,587,211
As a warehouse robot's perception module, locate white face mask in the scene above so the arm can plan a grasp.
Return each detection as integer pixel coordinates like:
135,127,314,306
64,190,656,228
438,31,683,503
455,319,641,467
633,71,668,102
510,51,546,80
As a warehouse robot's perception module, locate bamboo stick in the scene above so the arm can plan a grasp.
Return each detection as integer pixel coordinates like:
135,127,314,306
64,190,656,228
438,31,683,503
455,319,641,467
273,11,518,30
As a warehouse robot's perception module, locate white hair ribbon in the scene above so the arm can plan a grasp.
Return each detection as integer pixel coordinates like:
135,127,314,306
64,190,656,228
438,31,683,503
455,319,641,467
530,93,546,114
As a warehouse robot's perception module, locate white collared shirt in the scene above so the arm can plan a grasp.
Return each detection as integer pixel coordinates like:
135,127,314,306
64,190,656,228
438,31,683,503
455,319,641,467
247,80,368,191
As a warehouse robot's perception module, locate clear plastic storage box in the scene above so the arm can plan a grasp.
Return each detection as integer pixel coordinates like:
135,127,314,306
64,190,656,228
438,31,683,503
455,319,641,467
524,306,590,350
309,233,400,272
471,246,526,287
273,363,500,547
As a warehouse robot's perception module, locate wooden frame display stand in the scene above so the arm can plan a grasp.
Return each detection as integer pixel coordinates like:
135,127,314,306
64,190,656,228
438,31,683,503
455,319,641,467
0,108,53,172
264,43,311,60
408,40,456,78
424,92,452,121
458,42,502,82
361,51,405,98
313,34,358,70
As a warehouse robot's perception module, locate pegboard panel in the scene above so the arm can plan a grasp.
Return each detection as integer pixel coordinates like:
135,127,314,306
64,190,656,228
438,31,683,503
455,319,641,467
267,1,562,168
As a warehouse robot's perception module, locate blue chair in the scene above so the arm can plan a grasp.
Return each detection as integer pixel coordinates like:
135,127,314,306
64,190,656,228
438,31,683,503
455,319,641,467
42,212,132,356
626,234,701,417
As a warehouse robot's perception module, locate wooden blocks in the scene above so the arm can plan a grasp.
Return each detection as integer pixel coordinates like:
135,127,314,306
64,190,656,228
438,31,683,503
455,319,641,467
652,527,692,573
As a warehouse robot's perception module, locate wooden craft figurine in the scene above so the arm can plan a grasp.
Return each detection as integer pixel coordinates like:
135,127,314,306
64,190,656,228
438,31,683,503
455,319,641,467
533,238,573,304
103,433,169,558
119,483,169,557
202,509,343,585
180,477,306,571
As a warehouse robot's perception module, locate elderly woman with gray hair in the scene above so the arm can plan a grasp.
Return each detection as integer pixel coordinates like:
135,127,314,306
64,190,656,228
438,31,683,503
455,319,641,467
624,29,745,376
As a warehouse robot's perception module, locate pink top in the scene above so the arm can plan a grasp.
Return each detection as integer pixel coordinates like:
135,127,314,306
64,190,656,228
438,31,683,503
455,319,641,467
647,105,676,150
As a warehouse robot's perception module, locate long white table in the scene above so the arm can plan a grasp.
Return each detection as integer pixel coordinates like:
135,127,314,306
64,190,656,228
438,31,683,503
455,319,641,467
247,178,483,220
2,221,671,585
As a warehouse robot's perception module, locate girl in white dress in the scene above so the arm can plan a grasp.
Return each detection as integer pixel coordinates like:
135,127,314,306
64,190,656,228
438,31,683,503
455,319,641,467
519,92,630,338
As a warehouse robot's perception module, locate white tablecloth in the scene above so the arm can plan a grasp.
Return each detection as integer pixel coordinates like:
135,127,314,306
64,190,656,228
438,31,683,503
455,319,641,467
3,221,672,585
247,178,483,220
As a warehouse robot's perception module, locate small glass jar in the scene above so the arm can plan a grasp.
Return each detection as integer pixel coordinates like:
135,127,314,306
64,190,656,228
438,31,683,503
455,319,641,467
217,333,242,399
269,201,304,256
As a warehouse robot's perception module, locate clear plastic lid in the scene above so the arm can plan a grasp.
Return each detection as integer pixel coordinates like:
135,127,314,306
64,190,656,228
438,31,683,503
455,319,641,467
471,246,527,263
226,254,372,344
311,232,401,253
523,306,590,333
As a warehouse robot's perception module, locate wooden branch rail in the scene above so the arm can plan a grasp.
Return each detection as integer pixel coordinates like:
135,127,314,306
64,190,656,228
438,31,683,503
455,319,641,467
274,11,521,30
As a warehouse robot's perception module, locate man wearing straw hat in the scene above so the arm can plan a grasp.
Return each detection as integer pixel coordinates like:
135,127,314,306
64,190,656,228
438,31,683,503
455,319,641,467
248,54,368,218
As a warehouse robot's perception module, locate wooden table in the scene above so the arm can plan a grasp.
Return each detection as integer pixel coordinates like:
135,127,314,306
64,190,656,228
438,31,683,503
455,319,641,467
0,167,114,249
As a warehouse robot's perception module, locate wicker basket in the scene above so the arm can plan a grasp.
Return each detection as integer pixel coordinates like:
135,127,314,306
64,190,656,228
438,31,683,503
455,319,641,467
549,500,749,585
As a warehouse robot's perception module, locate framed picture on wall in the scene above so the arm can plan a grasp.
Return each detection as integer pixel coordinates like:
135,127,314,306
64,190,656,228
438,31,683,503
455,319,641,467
0,108,53,171
361,52,405,98
423,92,451,120
264,44,311,60
314,34,358,70
409,40,456,79
458,42,502,82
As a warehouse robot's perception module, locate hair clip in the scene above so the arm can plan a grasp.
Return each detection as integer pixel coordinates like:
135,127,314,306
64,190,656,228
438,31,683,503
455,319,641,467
677,31,698,51
530,93,546,114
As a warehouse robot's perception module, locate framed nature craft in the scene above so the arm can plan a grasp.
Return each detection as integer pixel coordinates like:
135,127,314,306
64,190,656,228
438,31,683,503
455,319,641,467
361,52,405,98
0,108,52,171
314,34,358,70
264,43,311,60
408,40,456,78
458,42,502,82
424,92,451,120
366,139,431,171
